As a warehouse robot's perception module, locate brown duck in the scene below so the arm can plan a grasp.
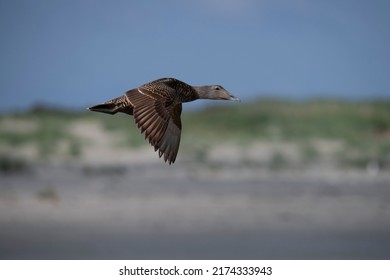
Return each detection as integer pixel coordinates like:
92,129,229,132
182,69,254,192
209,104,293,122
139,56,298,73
88,78,240,164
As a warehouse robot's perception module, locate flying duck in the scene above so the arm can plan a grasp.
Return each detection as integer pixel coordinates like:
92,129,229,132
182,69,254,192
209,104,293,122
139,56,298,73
88,78,240,164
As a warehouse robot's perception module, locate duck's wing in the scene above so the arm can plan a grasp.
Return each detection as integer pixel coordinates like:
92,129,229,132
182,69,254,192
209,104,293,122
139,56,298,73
126,85,182,164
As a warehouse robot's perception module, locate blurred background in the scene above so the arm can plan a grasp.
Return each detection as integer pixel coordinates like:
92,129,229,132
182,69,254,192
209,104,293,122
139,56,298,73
1,0,389,259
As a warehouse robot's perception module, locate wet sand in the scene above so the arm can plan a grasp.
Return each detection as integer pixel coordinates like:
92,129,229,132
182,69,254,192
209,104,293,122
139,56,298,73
1,162,389,259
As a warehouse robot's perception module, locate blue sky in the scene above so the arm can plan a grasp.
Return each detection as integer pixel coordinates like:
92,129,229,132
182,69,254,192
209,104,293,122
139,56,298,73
1,0,389,111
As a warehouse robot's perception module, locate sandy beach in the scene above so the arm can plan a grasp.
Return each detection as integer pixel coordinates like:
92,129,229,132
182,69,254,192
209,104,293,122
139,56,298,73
1,158,389,259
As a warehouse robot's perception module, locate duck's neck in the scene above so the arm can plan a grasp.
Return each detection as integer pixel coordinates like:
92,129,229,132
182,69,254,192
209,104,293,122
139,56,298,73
193,86,212,100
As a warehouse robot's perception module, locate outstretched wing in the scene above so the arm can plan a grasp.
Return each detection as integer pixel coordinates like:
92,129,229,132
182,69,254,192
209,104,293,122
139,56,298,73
126,86,182,164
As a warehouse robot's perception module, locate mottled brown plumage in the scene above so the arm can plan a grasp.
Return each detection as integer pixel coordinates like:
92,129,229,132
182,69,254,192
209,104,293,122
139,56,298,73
88,78,240,164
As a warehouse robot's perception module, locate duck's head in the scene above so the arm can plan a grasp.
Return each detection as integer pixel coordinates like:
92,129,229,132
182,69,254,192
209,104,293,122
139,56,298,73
194,85,241,102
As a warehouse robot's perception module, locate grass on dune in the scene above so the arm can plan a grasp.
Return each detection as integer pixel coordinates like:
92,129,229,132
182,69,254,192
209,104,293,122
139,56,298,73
0,108,83,157
0,100,389,168
182,100,390,168
183,100,390,142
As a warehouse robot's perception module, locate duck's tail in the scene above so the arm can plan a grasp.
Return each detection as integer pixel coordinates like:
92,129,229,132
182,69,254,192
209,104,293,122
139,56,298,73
88,102,120,115
88,96,133,115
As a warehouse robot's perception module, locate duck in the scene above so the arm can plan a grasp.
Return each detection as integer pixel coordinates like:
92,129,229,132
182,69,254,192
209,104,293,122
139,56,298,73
88,77,240,164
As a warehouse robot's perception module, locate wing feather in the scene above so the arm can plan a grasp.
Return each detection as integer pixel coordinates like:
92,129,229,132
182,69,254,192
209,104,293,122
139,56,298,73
125,86,182,164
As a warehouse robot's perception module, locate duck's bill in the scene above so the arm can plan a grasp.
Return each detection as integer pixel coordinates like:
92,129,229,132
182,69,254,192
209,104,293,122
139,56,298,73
230,95,241,102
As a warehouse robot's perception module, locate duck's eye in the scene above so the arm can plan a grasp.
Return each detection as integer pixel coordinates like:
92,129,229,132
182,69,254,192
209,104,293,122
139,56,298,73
215,86,220,90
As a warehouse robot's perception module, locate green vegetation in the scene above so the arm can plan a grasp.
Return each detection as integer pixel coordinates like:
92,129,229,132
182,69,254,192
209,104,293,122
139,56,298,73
0,100,389,170
182,100,390,168
0,108,85,158
183,100,390,142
